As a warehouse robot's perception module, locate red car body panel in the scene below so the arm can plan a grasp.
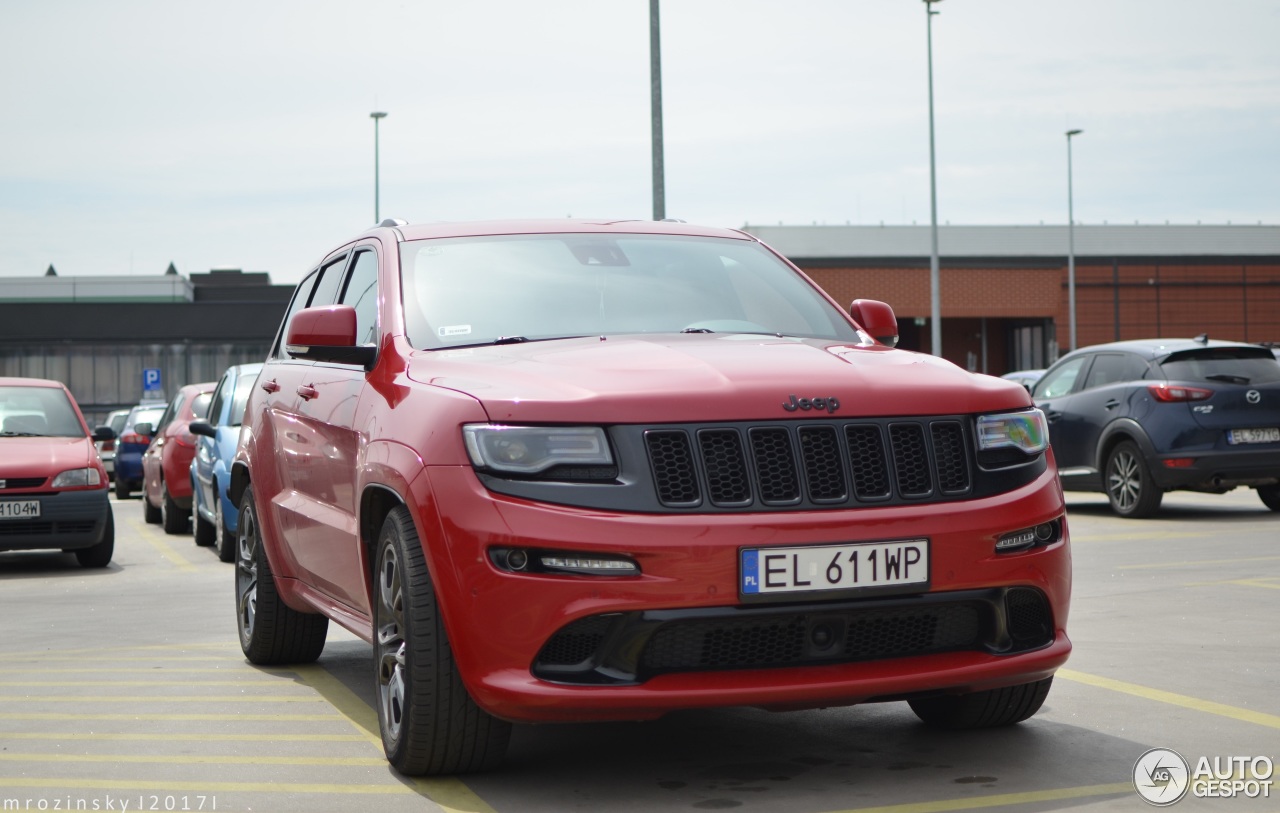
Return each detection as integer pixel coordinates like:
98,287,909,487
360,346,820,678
234,220,1071,726
143,383,215,510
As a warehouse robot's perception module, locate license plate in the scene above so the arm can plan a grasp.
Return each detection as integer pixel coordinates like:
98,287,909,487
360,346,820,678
741,539,929,597
0,500,40,519
1227,427,1280,445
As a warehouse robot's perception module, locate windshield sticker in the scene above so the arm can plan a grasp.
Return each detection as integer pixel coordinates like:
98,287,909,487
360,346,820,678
438,325,472,338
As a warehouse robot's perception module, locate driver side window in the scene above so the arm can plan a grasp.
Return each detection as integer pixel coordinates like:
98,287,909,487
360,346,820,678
1034,356,1089,399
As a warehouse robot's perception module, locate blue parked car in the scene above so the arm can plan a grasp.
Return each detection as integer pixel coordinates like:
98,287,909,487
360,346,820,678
189,362,262,561
114,402,167,499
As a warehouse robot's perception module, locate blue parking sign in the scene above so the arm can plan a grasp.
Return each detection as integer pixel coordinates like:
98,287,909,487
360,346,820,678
143,368,162,392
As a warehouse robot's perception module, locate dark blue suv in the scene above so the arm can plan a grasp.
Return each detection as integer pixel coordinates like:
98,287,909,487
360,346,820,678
1033,338,1280,517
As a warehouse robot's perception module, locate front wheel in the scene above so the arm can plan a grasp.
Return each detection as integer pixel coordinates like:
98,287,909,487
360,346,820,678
909,677,1053,729
373,506,511,776
76,510,114,568
143,493,162,524
161,486,189,535
214,487,236,563
1257,484,1280,512
1105,441,1163,518
235,485,327,665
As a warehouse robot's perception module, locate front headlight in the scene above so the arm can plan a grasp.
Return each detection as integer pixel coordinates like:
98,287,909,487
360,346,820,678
976,409,1049,455
51,467,102,488
463,425,613,474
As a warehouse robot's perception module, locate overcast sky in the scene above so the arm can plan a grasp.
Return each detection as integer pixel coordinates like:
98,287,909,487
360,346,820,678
2,1,1277,285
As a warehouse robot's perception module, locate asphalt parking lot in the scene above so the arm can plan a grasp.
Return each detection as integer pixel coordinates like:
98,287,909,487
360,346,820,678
0,489,1276,813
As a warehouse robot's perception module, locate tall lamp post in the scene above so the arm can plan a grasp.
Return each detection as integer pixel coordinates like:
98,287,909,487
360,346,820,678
1065,128,1083,352
924,0,944,357
370,111,388,223
649,0,665,221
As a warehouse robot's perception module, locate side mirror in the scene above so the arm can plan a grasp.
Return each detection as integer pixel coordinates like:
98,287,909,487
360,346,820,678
92,426,116,442
849,299,899,347
189,420,216,439
133,422,154,437
286,305,376,368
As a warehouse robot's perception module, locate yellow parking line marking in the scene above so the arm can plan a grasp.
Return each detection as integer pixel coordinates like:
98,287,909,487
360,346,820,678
0,752,387,767
1117,555,1280,570
823,782,1132,813
293,664,498,813
6,732,369,742
1182,577,1280,590
1057,669,1280,729
0,667,273,674
0,640,242,661
0,712,343,721
0,777,413,795
1075,530,1233,542
126,516,196,571
0,680,284,686
0,694,324,703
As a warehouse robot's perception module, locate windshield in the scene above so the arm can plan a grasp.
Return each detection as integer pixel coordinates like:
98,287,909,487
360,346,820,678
1160,348,1280,385
127,405,166,434
399,234,861,350
0,385,85,437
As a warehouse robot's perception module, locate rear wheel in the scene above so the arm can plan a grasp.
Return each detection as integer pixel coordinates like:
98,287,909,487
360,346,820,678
909,677,1053,729
161,486,189,535
115,477,131,500
76,511,114,568
236,485,327,665
374,506,511,775
1105,441,1163,518
1257,484,1280,512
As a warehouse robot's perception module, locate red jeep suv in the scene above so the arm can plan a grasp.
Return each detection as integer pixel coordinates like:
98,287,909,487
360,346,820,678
231,219,1071,776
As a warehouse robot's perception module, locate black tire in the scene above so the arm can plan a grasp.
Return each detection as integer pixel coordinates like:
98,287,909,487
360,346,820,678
1257,484,1280,512
193,481,216,546
76,510,114,568
214,486,236,563
143,492,162,524
374,506,511,776
236,485,328,665
909,677,1053,729
1104,441,1163,518
115,477,131,500
161,486,190,535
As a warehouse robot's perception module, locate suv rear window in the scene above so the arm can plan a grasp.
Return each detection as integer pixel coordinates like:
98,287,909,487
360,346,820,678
1160,348,1280,385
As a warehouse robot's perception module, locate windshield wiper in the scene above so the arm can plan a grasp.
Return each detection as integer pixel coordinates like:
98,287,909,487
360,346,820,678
0,431,44,437
680,327,714,334
492,336,530,345
1204,373,1251,385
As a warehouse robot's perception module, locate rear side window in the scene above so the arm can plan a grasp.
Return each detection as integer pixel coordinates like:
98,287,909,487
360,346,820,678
229,372,258,426
1082,353,1149,390
1160,349,1280,385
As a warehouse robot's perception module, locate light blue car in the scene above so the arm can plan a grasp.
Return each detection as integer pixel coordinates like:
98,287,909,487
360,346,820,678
188,362,263,561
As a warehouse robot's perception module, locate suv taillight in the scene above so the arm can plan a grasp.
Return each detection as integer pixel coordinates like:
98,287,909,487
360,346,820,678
121,432,150,445
1148,384,1214,402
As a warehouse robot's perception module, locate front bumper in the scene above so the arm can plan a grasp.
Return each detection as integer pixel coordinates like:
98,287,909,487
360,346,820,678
413,460,1072,723
0,489,112,552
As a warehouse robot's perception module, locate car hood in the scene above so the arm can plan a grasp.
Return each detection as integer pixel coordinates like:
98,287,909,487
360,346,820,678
405,334,1031,423
0,436,95,479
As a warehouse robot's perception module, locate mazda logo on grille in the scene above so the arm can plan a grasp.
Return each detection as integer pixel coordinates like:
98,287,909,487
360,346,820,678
1246,389,1262,405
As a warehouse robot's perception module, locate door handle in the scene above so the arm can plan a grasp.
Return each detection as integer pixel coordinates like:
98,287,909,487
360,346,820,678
1104,399,1120,410
297,385,318,401
261,379,280,394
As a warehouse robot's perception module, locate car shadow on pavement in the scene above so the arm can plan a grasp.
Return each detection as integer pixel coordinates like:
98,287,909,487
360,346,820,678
0,551,122,578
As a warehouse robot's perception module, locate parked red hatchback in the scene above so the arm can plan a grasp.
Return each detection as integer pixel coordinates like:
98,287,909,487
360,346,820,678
0,377,115,567
142,382,215,534
232,219,1071,776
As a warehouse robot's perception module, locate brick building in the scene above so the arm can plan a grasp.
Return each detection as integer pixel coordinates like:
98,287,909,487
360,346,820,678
744,224,1280,375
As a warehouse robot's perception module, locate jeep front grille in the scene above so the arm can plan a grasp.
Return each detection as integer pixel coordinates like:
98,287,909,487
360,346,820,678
644,418,972,510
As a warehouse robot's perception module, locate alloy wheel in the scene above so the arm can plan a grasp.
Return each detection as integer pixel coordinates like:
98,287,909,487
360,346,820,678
376,545,408,747
236,506,259,643
1107,448,1142,511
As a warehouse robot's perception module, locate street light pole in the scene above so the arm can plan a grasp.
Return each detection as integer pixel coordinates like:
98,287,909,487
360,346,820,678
370,111,388,223
649,0,665,221
924,0,943,357
1066,128,1083,352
